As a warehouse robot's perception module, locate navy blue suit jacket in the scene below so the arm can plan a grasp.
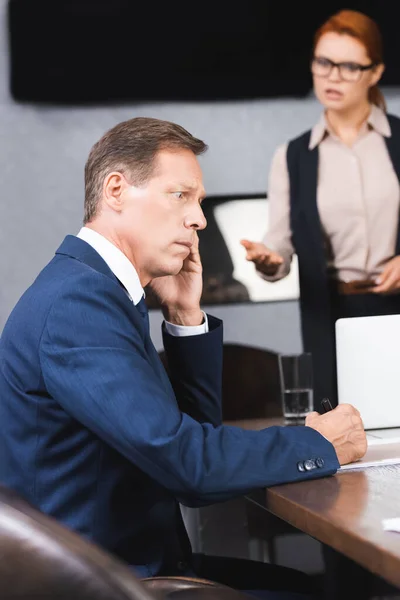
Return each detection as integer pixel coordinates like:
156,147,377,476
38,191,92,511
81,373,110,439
0,236,339,576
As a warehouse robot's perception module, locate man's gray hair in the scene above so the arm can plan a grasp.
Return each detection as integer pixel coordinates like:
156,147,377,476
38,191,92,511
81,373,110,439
84,117,207,224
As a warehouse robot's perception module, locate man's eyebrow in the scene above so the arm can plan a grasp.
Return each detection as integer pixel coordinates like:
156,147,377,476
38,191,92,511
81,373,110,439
171,182,200,190
167,182,206,198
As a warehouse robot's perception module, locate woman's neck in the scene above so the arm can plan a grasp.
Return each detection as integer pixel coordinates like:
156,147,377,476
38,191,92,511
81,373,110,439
326,102,372,146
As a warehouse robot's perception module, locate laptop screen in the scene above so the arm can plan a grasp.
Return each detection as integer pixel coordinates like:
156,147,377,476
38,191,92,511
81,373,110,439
336,314,400,430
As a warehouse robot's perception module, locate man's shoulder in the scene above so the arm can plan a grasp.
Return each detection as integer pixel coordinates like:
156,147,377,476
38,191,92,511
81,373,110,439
35,251,110,297
3,251,120,334
39,252,127,315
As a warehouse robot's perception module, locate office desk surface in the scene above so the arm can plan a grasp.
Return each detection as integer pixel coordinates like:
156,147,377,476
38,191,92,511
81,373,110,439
225,418,400,589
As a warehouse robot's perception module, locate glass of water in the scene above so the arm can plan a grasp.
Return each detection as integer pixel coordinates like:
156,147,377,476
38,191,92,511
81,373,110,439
278,353,314,424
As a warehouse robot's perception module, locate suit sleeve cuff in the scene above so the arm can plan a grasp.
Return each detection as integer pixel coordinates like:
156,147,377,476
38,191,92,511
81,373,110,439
164,311,209,337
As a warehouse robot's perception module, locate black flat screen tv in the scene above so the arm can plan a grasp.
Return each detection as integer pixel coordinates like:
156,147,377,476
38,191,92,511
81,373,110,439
8,1,400,104
7,1,313,103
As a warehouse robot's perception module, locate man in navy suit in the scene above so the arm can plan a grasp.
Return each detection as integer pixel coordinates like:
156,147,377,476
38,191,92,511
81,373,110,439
0,118,366,598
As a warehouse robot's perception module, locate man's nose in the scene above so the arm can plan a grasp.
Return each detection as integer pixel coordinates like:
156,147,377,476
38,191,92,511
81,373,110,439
185,206,207,230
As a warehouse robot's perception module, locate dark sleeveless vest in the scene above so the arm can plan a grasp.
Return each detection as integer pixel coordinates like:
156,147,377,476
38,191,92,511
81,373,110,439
286,114,400,407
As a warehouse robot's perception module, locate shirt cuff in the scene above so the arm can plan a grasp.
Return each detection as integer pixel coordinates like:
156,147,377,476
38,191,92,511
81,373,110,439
164,312,209,337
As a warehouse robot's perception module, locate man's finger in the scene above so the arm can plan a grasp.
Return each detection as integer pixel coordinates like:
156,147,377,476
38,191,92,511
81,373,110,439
307,411,319,418
337,403,361,418
192,231,199,251
305,411,319,424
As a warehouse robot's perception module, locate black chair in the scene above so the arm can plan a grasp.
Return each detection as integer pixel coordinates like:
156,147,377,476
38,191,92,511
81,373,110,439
220,343,281,420
159,342,282,421
0,485,251,600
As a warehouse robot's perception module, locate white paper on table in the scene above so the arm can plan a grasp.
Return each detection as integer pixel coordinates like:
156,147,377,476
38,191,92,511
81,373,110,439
339,439,400,471
383,518,400,532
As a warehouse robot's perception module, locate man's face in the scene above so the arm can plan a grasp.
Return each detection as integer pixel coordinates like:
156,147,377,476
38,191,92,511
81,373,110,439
119,149,207,284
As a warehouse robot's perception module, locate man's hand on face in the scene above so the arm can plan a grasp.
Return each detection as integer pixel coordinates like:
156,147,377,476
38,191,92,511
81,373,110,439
148,233,204,326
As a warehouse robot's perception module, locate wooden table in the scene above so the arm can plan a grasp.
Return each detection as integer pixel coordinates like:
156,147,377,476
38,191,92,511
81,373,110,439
225,418,400,590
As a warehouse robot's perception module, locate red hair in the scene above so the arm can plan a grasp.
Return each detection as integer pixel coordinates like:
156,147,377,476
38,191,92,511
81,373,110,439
313,10,386,110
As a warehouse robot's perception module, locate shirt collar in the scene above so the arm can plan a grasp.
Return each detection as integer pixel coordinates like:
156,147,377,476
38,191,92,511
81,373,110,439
308,104,391,150
76,227,144,305
368,104,391,137
309,113,328,150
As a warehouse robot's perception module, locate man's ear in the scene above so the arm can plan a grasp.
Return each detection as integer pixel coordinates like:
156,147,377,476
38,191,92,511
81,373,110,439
103,172,128,212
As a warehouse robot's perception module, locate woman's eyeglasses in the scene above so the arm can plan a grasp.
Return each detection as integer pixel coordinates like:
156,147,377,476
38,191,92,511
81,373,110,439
311,56,378,82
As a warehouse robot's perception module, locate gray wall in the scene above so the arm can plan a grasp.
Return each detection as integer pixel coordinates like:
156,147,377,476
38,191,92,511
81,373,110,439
2,0,400,355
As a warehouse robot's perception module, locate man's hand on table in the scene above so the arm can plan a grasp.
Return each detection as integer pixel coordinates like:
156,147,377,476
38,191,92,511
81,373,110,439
306,404,367,466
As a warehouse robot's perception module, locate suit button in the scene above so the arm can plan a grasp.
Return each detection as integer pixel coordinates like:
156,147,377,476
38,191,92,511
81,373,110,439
304,459,317,471
297,461,306,472
316,457,325,468
177,561,187,572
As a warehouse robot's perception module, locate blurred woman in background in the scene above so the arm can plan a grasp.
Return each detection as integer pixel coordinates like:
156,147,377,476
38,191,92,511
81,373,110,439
241,9,400,409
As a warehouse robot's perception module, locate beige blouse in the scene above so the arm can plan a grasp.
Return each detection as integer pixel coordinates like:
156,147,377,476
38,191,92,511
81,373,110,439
263,105,400,282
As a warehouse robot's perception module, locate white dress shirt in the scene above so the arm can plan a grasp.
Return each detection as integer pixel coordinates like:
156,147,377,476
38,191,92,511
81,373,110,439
77,227,208,336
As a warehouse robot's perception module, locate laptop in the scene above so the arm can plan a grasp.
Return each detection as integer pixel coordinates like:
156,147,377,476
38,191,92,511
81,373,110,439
335,314,400,441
